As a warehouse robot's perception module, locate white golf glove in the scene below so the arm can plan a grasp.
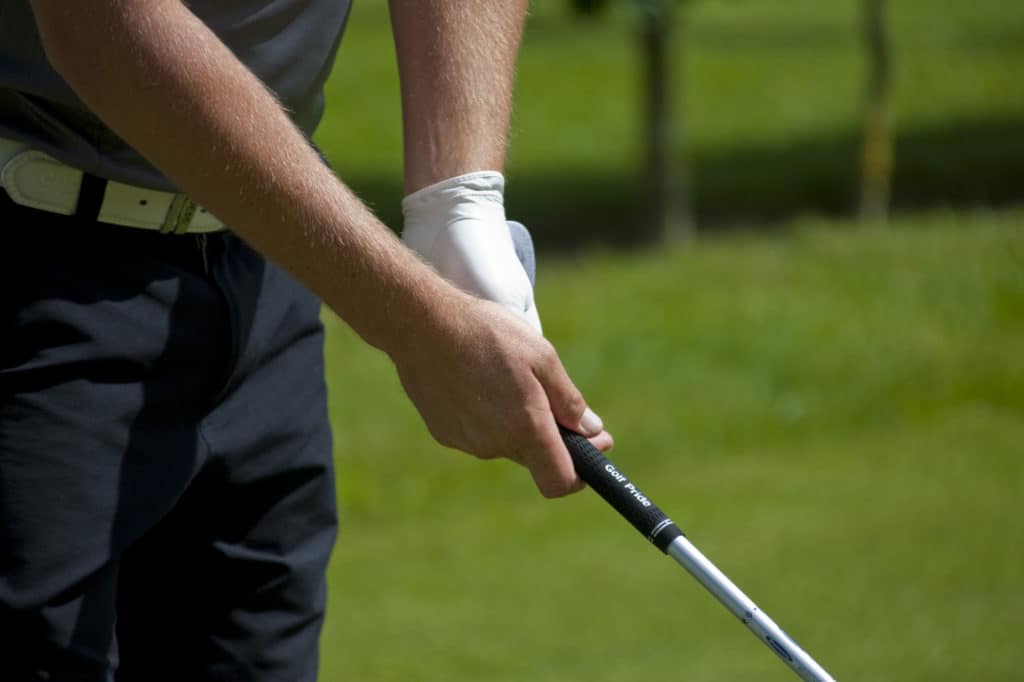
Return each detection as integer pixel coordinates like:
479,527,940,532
401,171,542,333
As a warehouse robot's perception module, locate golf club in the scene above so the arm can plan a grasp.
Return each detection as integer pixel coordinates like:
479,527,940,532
559,428,836,682
507,221,835,681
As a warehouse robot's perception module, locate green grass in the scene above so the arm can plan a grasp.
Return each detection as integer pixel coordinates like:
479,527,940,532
313,4,1023,676
318,209,1024,681
315,0,1024,241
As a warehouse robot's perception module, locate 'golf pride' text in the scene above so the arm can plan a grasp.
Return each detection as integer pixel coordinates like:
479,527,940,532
604,464,653,507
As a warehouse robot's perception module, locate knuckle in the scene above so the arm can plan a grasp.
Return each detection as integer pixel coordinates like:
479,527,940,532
539,484,561,500
475,447,501,461
536,339,558,364
427,423,456,450
566,391,586,417
539,475,575,499
523,406,549,434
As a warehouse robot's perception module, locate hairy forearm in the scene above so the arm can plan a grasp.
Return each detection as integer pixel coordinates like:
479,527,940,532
388,0,528,193
28,0,611,497
30,0,458,354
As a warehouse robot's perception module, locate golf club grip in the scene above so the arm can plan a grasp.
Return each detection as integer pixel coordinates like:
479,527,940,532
559,426,683,552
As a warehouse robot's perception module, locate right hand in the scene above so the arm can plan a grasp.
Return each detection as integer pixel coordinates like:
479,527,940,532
389,290,613,498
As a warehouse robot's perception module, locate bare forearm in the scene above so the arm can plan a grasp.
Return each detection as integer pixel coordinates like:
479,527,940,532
389,0,528,193
30,0,455,354
29,0,609,496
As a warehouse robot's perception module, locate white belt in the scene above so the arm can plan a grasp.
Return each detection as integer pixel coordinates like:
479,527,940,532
0,138,225,233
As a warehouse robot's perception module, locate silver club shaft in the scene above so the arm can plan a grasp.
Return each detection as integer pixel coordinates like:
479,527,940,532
666,536,836,682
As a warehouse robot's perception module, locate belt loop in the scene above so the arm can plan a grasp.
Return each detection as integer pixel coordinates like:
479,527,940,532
75,173,107,222
161,194,198,234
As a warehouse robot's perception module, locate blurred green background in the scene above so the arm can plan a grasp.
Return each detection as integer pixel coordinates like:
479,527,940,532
314,1,1023,680
319,0,1024,245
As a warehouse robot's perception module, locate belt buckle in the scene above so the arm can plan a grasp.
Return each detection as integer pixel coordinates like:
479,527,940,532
161,194,198,234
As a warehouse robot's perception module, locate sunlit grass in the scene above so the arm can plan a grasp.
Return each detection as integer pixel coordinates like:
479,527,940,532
319,209,1024,681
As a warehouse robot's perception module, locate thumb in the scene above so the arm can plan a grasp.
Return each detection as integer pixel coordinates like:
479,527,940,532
533,346,603,437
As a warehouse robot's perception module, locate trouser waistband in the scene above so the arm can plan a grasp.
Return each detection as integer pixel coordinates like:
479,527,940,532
0,137,225,234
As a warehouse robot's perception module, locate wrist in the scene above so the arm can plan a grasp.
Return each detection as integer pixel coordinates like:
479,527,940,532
376,274,476,364
402,170,506,236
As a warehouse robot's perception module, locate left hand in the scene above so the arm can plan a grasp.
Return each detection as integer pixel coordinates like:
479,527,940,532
401,171,542,333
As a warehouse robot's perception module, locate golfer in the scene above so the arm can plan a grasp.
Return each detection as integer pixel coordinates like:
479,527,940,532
0,1,612,678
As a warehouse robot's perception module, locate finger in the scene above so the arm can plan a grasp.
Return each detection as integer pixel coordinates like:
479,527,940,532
524,412,585,498
588,429,614,453
532,345,603,438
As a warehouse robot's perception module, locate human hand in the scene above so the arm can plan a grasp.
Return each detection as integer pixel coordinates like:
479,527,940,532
389,291,613,498
401,171,542,332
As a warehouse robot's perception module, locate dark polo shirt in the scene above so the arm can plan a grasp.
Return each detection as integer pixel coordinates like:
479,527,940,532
0,0,352,191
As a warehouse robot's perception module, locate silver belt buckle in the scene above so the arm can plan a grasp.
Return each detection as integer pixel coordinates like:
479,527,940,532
161,194,198,234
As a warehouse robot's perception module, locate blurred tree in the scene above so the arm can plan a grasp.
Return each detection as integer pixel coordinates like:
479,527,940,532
637,0,692,239
568,0,693,240
860,0,892,221
570,0,610,16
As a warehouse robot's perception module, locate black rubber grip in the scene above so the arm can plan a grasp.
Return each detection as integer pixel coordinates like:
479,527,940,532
559,426,683,552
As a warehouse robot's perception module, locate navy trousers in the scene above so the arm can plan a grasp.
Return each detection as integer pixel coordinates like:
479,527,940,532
0,194,337,680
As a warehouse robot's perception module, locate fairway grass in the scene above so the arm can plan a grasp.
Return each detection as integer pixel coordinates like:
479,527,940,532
318,210,1023,681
